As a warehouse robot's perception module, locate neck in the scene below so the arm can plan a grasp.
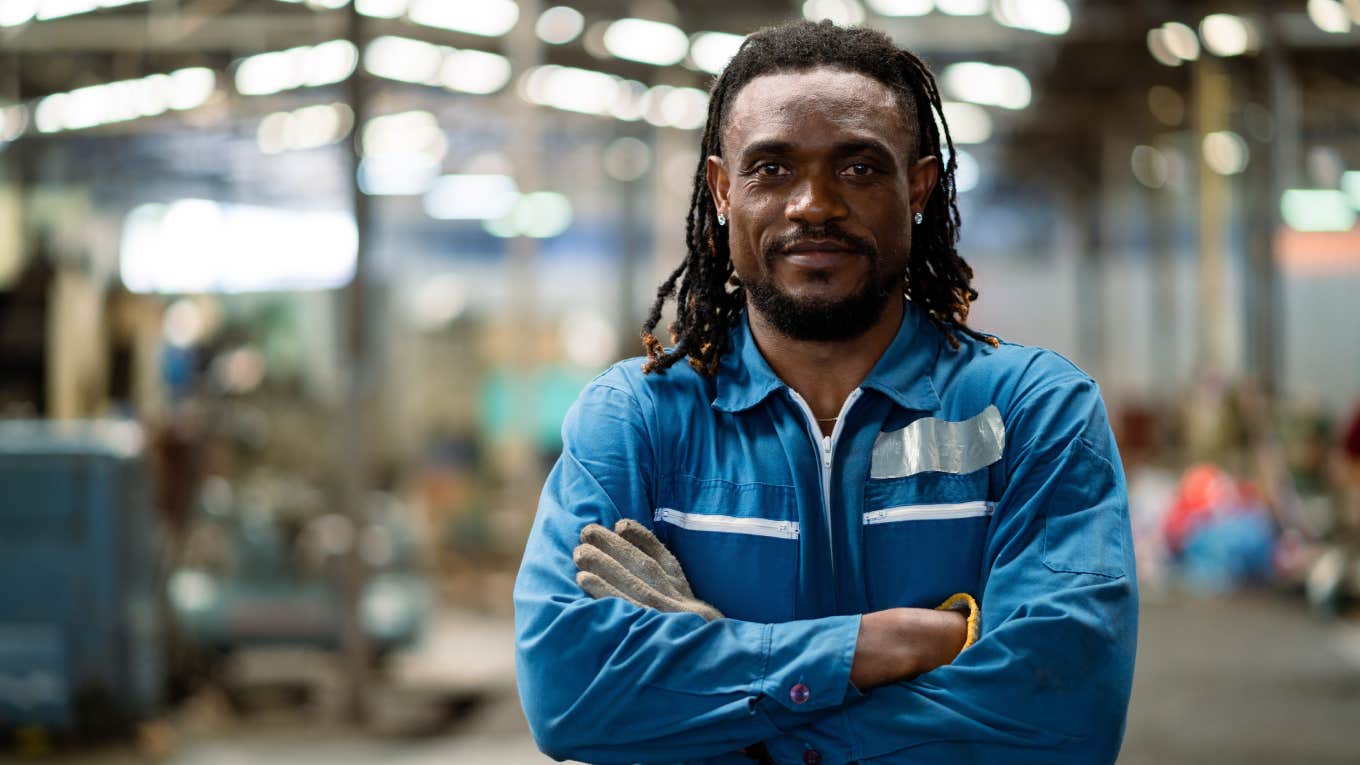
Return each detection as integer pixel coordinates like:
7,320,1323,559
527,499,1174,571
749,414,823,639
747,298,905,434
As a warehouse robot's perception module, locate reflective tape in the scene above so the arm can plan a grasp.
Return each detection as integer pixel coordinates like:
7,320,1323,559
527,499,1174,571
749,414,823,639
863,500,996,524
870,405,1005,479
653,508,800,539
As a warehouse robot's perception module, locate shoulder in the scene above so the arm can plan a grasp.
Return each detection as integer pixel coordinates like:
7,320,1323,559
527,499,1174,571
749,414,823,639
566,356,715,436
584,355,716,410
934,331,1096,415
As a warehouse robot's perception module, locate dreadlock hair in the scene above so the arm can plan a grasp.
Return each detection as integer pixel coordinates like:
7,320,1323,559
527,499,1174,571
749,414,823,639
640,19,998,376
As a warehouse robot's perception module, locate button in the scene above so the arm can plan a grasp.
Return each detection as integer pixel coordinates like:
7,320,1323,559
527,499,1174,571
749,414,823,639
802,749,822,765
789,683,810,704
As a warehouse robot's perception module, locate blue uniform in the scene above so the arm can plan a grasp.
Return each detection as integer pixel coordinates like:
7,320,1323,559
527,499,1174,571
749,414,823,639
514,302,1138,764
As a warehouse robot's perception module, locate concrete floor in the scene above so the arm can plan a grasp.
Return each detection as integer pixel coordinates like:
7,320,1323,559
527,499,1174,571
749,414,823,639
33,592,1360,764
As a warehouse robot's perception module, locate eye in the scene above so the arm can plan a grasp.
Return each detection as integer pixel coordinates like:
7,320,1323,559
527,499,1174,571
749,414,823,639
844,162,876,177
756,162,787,176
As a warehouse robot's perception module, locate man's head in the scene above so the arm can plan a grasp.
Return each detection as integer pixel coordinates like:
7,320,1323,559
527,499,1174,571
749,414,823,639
642,20,993,375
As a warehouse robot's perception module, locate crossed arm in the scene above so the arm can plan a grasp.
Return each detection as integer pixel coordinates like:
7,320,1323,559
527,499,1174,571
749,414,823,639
513,377,1138,764
574,518,974,692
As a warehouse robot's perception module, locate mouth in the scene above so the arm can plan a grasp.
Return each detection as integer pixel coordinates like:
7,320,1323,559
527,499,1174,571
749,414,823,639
780,239,860,268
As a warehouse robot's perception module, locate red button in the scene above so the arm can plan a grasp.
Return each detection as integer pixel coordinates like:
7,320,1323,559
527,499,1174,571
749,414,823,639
789,683,811,704
803,749,822,765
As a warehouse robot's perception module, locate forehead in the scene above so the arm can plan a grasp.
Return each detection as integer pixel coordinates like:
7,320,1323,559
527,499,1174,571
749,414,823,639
721,67,914,156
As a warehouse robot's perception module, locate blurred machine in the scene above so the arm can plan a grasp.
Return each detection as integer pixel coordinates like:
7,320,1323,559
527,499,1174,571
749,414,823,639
0,420,164,735
167,481,432,704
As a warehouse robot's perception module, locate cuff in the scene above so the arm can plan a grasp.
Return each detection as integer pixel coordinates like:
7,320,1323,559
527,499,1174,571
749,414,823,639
752,614,860,727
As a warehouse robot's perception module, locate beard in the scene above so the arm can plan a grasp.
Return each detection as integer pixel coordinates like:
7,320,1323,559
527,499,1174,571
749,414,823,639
743,226,899,342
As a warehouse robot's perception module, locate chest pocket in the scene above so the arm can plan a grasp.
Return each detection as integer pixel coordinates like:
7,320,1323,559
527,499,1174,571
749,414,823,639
653,476,798,623
863,470,992,609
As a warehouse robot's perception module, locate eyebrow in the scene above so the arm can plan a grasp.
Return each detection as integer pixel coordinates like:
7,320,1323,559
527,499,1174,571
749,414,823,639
738,138,899,163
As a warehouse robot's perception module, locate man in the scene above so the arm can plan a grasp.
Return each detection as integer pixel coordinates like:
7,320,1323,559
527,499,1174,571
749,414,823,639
514,20,1137,765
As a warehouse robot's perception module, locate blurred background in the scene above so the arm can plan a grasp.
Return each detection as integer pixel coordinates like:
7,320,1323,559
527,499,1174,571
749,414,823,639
0,0,1358,763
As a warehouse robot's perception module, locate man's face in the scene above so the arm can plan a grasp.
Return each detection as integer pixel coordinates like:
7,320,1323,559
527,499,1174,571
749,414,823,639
706,67,939,342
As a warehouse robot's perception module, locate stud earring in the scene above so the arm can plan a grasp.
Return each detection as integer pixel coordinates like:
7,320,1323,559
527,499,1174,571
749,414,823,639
717,213,727,226
913,211,924,225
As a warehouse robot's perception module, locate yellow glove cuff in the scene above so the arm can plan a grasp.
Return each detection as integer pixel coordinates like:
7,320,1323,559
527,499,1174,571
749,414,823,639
936,592,980,650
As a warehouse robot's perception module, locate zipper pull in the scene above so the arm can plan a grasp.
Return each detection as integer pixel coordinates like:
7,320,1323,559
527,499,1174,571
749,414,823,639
822,435,832,468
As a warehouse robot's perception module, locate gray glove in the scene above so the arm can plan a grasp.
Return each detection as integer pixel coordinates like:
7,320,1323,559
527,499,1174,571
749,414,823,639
573,519,723,621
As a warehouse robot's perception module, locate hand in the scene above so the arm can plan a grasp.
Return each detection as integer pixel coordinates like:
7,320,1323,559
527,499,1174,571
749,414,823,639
574,519,723,621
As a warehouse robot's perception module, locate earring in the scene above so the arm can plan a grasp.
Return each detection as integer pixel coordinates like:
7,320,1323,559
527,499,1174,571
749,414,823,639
717,213,727,226
913,211,924,225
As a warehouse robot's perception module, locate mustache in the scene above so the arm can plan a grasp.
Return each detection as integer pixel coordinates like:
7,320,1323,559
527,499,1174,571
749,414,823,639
762,226,878,265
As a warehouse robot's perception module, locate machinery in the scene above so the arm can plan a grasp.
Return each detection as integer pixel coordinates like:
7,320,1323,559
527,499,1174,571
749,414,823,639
0,420,164,735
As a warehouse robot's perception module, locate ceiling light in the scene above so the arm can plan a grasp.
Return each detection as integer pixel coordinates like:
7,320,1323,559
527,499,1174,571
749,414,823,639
1146,28,1181,67
801,0,866,26
953,149,979,192
994,0,1070,35
409,0,519,37
522,65,621,116
939,101,992,143
1307,0,1351,32
1202,131,1249,175
1160,22,1199,61
362,110,445,160
536,6,584,44
1131,145,1169,189
941,62,1031,110
355,0,406,18
935,0,985,15
0,0,38,27
235,41,356,96
442,49,512,94
364,36,443,85
121,200,357,293
690,31,744,75
603,18,688,66
423,174,520,219
483,191,573,238
357,155,441,196
865,0,931,16
1200,13,1253,57
1341,171,1360,209
1281,189,1356,232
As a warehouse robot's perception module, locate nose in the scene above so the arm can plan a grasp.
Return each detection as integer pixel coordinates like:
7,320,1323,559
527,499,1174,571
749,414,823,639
785,171,848,226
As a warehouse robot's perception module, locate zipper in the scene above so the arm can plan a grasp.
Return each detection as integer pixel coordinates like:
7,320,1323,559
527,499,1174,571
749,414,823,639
654,508,800,539
863,501,996,524
787,388,863,577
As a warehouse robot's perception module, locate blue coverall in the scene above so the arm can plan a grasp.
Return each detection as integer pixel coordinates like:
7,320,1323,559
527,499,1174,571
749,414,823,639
514,302,1138,764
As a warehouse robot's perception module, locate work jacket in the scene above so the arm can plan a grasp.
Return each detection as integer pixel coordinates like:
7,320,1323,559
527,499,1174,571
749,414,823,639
514,302,1138,765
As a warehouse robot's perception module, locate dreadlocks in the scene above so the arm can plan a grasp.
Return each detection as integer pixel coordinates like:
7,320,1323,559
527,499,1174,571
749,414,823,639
641,20,997,375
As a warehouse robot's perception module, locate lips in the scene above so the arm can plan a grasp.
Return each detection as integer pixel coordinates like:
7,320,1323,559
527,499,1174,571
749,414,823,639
782,239,855,255
780,239,860,269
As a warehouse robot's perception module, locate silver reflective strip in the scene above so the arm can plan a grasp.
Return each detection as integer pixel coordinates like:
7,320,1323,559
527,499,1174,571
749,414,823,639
654,508,800,539
870,405,1005,479
863,501,996,524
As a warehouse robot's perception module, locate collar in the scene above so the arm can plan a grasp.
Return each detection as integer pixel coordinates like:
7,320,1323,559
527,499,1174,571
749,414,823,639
712,301,942,414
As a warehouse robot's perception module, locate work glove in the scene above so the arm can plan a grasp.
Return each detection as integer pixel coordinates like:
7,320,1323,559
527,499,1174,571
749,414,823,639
936,592,980,651
574,519,723,621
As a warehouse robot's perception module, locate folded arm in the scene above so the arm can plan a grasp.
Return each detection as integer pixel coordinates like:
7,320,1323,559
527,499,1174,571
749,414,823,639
514,381,864,763
759,376,1140,765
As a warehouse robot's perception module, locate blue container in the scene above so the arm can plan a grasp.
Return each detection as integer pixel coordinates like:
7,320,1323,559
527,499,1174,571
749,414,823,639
0,420,164,732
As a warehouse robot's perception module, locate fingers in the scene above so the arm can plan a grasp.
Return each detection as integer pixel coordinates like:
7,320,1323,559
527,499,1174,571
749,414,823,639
614,519,695,598
576,570,628,602
580,523,680,598
573,541,673,611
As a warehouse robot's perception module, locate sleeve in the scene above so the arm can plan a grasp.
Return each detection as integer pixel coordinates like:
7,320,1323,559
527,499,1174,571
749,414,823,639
513,378,863,764
761,375,1139,765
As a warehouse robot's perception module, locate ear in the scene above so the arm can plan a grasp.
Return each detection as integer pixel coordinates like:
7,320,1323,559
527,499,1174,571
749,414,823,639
908,154,940,218
705,155,730,221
